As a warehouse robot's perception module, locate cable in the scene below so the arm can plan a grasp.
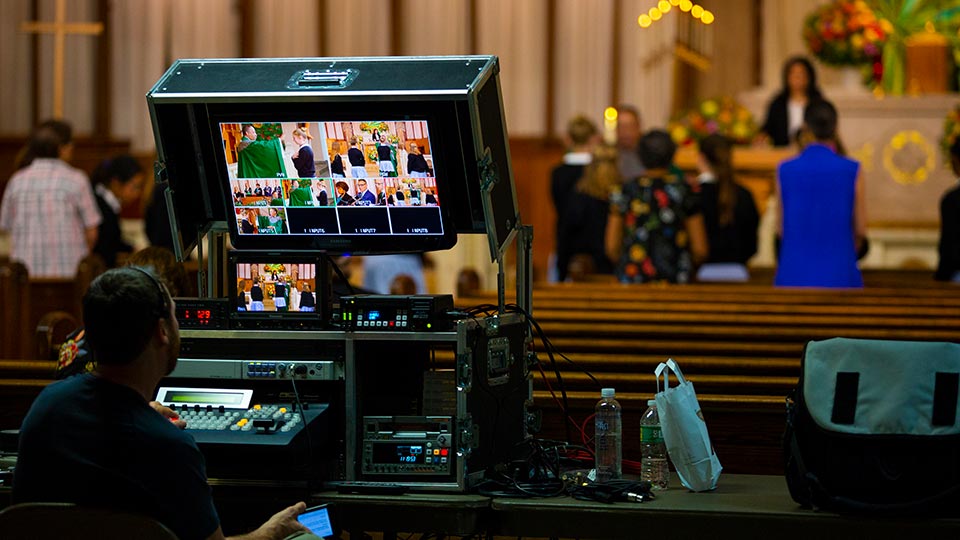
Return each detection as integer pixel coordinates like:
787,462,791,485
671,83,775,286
290,378,316,479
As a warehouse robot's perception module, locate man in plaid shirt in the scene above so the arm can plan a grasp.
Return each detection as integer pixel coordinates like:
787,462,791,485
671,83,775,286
0,121,101,278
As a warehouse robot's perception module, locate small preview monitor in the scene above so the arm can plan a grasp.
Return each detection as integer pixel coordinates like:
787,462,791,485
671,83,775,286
227,251,330,329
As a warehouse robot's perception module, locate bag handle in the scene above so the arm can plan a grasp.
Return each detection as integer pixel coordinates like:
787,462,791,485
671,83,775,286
655,362,669,393
666,359,688,385
655,359,688,393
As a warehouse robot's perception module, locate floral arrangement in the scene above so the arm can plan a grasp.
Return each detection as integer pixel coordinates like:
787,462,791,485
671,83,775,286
263,263,286,274
667,97,758,146
941,103,960,163
803,0,891,66
255,122,283,141
359,121,389,133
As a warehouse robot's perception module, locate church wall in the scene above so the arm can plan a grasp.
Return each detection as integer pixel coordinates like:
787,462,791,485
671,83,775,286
400,0,471,56
0,0,35,135
252,0,321,58
323,0,390,57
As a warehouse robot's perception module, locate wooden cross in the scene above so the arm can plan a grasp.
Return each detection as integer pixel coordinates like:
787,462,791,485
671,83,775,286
20,0,104,119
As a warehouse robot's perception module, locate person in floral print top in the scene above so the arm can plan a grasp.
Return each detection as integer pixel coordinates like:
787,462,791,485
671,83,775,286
605,130,708,283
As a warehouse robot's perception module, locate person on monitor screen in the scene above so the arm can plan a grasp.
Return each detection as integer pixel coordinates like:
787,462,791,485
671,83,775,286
16,267,319,540
335,181,355,206
348,136,366,178
233,183,244,201
262,181,274,199
237,279,248,311
374,179,386,205
288,179,315,207
267,208,285,234
249,277,265,311
291,128,316,178
330,141,346,178
424,187,438,206
274,275,288,312
239,209,257,234
299,283,316,312
407,142,429,177
354,179,376,206
376,134,396,177
313,181,329,207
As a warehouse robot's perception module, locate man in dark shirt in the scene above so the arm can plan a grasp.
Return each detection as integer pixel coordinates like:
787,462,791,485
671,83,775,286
936,137,960,281
14,267,314,540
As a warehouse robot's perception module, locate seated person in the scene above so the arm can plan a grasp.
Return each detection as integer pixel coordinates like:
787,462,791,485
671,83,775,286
606,130,708,284
775,100,865,288
936,136,960,282
16,267,318,540
695,134,759,281
56,246,192,379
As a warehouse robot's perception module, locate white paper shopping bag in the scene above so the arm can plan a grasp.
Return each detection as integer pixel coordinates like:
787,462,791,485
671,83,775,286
654,359,722,491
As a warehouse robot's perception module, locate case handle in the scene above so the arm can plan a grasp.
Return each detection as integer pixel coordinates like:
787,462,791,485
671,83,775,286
288,69,358,89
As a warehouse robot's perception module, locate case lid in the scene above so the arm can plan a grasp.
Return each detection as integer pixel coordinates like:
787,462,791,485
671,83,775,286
149,56,496,100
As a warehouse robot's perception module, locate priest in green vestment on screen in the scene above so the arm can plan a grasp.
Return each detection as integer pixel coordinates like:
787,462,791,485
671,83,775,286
237,124,287,179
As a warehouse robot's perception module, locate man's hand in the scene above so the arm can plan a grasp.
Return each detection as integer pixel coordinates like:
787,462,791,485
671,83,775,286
249,501,309,540
149,401,187,430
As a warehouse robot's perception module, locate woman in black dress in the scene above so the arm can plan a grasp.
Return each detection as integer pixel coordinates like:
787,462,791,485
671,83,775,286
760,57,824,147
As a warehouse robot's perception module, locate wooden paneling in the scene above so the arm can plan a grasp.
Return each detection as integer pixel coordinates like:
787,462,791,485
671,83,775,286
508,137,565,281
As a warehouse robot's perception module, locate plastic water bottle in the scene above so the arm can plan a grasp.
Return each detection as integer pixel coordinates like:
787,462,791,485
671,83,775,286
640,400,669,490
594,388,622,482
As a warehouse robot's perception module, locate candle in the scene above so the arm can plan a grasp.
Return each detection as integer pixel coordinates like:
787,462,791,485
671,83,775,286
604,107,618,145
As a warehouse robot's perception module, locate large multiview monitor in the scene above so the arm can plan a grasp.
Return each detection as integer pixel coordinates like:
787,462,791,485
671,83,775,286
219,119,447,251
147,57,519,259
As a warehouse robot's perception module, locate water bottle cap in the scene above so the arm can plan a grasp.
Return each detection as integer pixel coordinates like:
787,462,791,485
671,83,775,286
647,400,656,406
601,388,615,398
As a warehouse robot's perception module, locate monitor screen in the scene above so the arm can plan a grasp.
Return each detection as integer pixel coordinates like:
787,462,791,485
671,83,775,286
228,251,330,328
217,119,452,252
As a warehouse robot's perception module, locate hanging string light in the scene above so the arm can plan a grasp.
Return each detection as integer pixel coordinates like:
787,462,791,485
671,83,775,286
639,0,712,28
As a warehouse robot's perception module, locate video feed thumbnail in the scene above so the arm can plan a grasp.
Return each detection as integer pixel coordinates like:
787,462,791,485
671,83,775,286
235,261,318,312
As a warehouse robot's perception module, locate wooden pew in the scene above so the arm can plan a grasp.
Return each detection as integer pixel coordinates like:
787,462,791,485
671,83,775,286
457,282,960,473
0,255,102,360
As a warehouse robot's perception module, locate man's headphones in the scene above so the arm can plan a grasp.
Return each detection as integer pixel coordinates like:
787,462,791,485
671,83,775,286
129,266,170,320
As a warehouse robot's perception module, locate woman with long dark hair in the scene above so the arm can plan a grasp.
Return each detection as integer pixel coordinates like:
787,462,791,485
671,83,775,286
91,155,144,267
760,56,824,147
696,134,759,273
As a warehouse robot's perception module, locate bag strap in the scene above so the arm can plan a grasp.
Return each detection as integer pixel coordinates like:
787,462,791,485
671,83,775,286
656,362,672,393
665,359,688,385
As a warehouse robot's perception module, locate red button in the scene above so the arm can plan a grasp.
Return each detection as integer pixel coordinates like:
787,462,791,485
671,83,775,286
389,321,395,327
441,449,448,456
